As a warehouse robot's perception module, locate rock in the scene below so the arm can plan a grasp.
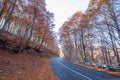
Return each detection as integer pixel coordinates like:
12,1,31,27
34,62,38,66
0,70,2,72
2,76,5,79
7,60,15,65
17,71,21,74
21,58,26,62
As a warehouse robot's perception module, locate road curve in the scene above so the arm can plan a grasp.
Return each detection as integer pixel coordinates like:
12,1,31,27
50,57,120,80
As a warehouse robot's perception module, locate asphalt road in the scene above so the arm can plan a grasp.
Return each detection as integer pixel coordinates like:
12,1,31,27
50,57,120,80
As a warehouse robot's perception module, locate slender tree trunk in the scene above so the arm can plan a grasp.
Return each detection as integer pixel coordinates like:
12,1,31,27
107,24,120,66
78,45,84,61
74,34,78,60
107,49,112,65
0,0,8,19
26,15,35,45
0,0,17,34
38,30,46,50
81,28,87,62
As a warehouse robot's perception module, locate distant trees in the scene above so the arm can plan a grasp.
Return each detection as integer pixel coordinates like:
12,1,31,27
90,0,120,66
0,0,56,53
59,0,120,66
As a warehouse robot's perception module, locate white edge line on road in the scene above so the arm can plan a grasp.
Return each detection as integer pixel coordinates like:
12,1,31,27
57,58,92,80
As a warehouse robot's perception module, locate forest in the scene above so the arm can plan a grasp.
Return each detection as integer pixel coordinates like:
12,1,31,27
0,0,120,79
0,0,59,79
0,0,57,54
59,0,120,67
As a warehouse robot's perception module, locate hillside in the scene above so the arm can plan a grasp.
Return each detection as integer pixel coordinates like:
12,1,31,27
0,32,58,80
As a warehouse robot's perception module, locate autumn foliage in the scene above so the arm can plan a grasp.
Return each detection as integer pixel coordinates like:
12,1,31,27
59,0,120,66
0,0,56,54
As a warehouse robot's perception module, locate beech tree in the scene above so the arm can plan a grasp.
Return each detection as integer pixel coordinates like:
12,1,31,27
59,0,120,66
0,0,56,54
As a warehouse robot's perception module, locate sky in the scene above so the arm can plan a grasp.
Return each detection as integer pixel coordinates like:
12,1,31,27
46,0,90,32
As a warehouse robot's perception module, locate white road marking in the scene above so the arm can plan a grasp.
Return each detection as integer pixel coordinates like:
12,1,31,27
57,58,92,80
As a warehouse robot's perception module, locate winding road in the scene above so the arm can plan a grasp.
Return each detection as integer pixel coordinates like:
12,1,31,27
50,57,120,80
